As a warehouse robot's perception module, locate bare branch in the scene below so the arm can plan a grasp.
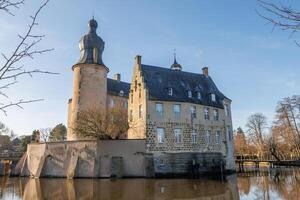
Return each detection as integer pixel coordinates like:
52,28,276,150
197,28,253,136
0,0,56,115
257,0,300,46
0,0,25,15
0,99,43,115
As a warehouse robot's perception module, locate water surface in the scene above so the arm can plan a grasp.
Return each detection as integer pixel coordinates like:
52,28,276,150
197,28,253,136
1,167,300,200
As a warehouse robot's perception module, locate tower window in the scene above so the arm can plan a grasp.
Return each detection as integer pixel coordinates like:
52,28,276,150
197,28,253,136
134,80,138,91
139,105,142,118
139,88,142,98
130,93,133,103
129,110,133,122
188,90,192,98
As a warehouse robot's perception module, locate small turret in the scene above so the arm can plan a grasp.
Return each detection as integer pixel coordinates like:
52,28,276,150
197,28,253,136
170,50,182,71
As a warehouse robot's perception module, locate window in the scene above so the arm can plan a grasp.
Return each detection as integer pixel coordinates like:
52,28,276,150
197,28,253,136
119,90,124,97
156,103,163,117
174,128,182,143
224,104,230,116
216,130,221,144
204,107,209,120
188,90,192,98
227,126,232,141
213,109,219,121
205,130,211,144
139,105,142,118
139,88,141,98
190,106,196,118
110,99,115,107
157,128,165,143
173,104,181,117
129,110,133,122
134,80,137,91
191,130,197,143
130,92,133,103
123,101,128,108
197,92,201,100
168,88,173,96
211,93,216,102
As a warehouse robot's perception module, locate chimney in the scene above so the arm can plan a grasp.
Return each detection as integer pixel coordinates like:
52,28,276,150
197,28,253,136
135,55,141,65
114,73,121,81
202,67,208,76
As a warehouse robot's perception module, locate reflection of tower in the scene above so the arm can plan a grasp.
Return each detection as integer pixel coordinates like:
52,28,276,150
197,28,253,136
67,19,109,140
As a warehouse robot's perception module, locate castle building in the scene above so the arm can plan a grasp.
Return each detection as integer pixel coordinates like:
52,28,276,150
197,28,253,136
127,55,235,171
63,18,235,176
67,19,129,140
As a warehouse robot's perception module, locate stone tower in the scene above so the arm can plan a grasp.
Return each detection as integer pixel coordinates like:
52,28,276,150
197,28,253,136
67,18,109,140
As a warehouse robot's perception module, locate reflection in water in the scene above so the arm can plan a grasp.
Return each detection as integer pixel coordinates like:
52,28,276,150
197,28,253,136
0,175,239,200
238,167,300,200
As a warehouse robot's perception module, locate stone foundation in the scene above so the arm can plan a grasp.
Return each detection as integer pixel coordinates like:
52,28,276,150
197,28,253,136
24,140,233,178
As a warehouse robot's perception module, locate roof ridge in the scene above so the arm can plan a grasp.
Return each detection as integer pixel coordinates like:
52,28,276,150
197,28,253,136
141,64,206,77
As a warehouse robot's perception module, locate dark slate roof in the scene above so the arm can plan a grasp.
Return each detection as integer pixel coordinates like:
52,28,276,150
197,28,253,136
107,78,130,98
141,64,229,109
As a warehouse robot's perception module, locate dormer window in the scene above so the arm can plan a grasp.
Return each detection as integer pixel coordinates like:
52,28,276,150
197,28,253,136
197,92,201,100
188,90,192,98
119,90,124,97
211,93,216,102
168,88,173,96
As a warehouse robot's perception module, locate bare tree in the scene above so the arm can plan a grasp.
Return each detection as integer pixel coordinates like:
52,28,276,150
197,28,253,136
73,106,128,140
257,0,300,46
0,0,25,15
0,0,57,115
246,113,268,159
39,127,52,142
272,95,300,159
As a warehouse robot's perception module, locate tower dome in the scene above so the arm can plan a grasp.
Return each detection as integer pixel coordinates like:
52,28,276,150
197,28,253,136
77,18,105,65
170,51,182,71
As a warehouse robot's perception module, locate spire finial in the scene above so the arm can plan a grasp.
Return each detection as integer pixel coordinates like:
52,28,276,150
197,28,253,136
173,48,176,61
170,48,182,71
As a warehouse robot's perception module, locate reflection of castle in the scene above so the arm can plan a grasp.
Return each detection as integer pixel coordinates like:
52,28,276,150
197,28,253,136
20,176,239,200
24,18,235,178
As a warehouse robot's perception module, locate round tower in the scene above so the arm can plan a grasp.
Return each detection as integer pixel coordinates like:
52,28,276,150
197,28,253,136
67,18,109,140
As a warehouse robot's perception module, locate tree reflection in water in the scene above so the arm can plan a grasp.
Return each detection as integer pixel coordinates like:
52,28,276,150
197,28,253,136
0,175,239,200
238,167,300,200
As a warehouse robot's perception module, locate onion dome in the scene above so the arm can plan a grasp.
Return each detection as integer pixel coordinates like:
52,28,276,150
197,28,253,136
77,18,105,65
170,51,182,71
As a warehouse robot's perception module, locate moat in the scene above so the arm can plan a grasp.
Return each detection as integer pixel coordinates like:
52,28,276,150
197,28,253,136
1,167,300,200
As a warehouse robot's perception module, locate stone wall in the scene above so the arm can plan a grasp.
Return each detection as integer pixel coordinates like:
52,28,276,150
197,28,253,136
26,140,146,178
147,152,225,177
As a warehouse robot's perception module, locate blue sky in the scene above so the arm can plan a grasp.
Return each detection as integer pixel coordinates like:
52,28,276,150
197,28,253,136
1,0,299,135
